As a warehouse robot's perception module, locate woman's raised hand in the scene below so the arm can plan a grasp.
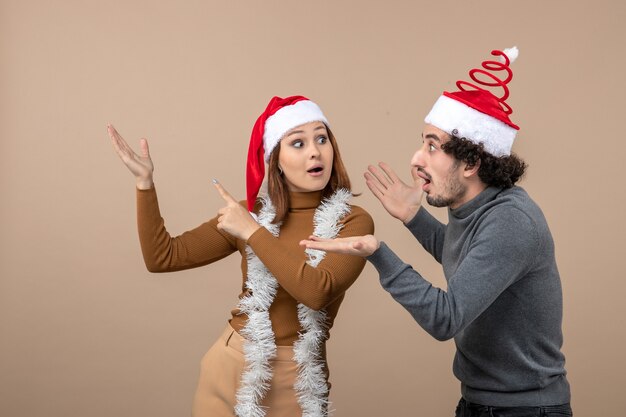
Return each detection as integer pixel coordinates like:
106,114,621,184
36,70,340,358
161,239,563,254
299,235,380,257
213,180,260,241
107,124,154,190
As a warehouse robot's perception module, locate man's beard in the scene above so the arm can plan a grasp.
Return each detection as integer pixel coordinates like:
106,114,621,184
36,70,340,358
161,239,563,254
426,164,466,208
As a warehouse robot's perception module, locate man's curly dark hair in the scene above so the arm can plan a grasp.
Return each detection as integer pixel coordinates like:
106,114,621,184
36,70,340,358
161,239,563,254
441,136,527,188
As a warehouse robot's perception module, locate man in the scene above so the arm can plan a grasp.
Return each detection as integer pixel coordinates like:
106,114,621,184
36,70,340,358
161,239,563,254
300,47,572,416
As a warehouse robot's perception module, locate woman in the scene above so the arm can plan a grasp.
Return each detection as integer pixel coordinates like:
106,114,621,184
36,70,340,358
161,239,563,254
108,95,374,417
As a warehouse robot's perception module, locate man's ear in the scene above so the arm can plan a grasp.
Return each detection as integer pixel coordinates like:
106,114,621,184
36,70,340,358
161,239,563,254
463,159,481,178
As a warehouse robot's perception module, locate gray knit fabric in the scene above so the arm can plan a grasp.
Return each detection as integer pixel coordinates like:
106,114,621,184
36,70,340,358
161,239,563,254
367,186,570,406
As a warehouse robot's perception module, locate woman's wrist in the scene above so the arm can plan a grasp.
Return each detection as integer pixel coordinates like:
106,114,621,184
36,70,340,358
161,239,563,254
136,177,154,190
243,224,261,242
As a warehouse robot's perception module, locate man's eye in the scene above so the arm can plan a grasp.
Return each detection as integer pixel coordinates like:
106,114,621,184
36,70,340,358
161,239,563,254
429,144,436,152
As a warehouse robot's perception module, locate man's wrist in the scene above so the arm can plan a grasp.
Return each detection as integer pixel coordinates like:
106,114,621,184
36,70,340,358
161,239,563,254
402,206,420,224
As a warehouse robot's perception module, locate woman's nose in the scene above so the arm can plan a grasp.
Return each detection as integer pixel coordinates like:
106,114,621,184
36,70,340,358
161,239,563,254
309,143,321,158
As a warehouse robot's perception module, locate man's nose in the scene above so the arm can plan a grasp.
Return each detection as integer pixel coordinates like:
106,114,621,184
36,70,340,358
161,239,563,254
411,147,425,167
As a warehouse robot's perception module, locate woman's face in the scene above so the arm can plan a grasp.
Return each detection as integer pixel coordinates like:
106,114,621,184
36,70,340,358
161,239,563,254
278,121,334,193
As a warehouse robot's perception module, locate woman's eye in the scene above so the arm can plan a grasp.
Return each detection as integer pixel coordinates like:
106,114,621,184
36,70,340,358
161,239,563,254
429,144,436,152
291,140,303,148
317,136,328,144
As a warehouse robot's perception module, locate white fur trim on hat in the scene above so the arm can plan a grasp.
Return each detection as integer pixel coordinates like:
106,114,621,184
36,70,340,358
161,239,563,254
424,95,517,157
263,100,329,162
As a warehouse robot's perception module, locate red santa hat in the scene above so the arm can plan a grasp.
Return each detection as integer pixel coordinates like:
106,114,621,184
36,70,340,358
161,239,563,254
246,95,329,211
425,47,520,157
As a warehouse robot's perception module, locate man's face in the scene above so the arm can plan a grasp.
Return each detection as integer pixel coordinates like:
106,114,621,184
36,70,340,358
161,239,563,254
411,124,467,209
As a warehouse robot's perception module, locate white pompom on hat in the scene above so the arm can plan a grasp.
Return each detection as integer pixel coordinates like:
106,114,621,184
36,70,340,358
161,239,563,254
425,47,520,157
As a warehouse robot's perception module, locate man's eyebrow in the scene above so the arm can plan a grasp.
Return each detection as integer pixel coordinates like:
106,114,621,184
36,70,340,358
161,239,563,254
423,133,441,142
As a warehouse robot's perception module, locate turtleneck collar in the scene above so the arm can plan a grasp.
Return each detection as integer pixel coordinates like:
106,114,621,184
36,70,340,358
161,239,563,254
449,186,503,219
288,190,324,211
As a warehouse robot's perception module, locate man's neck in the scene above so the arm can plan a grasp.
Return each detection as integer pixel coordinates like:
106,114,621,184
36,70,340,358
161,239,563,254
450,182,488,209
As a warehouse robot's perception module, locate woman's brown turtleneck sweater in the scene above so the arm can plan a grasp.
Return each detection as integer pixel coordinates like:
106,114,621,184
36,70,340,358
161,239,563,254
137,186,374,346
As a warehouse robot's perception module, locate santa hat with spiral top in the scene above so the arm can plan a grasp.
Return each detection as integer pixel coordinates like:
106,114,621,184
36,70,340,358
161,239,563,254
246,95,329,211
425,47,520,157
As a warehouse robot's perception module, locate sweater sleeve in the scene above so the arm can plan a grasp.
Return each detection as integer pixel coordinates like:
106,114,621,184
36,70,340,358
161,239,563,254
246,205,374,311
136,186,238,272
368,206,540,341
405,206,446,263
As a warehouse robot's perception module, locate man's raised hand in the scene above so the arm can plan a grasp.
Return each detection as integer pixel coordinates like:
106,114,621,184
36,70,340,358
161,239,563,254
365,162,424,224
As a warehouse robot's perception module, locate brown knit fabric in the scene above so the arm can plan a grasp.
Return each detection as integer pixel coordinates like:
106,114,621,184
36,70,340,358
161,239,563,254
136,186,374,346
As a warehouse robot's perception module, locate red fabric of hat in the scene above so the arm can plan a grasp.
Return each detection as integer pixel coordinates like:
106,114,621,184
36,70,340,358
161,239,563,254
246,95,308,211
444,89,519,130
425,47,520,156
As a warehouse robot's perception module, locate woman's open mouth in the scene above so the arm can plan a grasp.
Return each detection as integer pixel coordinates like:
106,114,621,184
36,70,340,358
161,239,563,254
307,166,324,176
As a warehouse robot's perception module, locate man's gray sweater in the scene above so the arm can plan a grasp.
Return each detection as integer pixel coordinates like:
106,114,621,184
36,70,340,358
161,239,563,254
367,186,570,406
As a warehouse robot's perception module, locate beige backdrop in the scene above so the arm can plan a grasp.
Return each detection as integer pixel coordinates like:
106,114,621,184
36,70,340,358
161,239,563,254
1,1,625,416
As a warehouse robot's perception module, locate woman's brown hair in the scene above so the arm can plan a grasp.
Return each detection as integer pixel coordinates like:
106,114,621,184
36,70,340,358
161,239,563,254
265,126,352,223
